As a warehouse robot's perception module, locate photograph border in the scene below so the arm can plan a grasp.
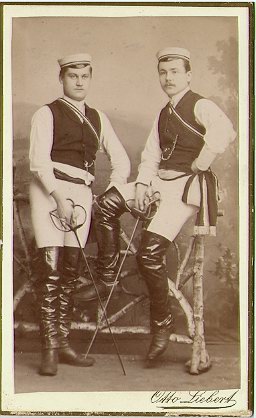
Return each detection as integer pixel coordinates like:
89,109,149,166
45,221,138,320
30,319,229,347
0,1,254,416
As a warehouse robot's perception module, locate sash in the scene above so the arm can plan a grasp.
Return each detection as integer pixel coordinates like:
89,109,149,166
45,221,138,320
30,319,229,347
182,170,219,236
169,102,204,139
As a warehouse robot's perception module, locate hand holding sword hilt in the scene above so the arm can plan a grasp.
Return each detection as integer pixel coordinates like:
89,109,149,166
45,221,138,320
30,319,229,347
49,198,87,232
125,191,161,221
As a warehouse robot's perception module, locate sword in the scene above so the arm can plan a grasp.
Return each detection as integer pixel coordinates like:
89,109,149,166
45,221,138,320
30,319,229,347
50,199,127,375
84,192,161,358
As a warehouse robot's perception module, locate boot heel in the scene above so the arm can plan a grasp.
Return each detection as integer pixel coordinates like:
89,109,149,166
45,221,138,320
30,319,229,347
146,315,174,361
39,349,58,376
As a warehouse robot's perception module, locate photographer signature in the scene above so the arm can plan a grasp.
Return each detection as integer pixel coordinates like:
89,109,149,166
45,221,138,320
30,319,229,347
151,390,239,409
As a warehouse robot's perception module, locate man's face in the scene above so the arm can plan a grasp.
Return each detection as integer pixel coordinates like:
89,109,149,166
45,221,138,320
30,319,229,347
158,58,191,98
60,66,92,101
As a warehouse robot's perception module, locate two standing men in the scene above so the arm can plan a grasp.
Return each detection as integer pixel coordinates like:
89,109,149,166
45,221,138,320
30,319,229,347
29,47,236,375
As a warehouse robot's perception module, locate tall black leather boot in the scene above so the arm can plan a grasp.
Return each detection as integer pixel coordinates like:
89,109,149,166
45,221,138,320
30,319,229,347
58,246,95,367
36,247,60,376
75,187,126,302
136,230,174,362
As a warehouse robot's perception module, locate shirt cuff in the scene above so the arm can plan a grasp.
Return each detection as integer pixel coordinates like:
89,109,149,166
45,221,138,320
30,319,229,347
135,181,148,187
135,170,153,186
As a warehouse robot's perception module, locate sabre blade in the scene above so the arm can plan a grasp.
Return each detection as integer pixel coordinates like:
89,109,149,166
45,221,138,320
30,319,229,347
84,217,140,360
73,230,126,376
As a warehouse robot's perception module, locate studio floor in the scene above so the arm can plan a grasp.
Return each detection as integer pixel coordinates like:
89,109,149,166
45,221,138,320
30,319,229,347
14,338,240,393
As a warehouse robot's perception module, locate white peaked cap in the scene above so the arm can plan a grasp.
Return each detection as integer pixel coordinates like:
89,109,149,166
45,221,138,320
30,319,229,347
156,47,190,62
58,53,92,68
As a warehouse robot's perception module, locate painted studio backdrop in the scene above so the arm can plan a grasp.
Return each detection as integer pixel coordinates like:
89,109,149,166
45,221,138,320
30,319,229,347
12,16,238,345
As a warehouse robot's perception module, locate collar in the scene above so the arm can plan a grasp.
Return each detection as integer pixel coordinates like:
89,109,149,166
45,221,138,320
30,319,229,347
169,86,190,108
63,95,86,114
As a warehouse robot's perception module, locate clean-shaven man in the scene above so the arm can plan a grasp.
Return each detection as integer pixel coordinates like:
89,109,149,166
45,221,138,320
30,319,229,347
29,53,130,375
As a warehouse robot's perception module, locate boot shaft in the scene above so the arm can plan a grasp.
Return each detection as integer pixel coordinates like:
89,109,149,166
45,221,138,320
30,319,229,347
136,230,172,323
59,247,80,347
35,247,61,349
94,187,126,284
35,247,80,349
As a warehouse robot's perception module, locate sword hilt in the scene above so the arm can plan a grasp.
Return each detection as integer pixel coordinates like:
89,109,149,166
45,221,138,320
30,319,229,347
49,198,87,232
125,191,160,220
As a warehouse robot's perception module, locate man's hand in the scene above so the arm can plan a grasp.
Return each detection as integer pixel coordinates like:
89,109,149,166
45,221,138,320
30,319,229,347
70,205,80,228
51,191,73,223
135,183,148,211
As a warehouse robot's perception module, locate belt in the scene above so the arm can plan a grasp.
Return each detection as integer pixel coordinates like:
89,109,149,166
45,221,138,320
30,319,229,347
158,172,191,181
53,168,90,185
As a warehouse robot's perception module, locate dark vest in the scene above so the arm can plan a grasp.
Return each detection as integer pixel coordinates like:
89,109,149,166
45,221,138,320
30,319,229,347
158,90,206,173
47,99,101,176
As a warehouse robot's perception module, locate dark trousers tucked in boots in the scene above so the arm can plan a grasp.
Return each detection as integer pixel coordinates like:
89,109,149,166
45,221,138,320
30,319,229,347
136,230,174,362
36,246,94,376
77,187,127,301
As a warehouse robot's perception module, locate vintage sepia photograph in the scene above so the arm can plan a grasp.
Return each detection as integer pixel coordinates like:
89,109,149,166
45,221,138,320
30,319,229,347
1,2,253,416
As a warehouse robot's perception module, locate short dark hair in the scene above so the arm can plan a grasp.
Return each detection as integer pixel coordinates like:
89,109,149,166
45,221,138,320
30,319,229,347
59,63,92,79
158,57,191,72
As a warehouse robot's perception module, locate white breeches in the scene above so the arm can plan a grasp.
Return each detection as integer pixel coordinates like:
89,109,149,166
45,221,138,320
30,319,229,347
30,177,93,248
111,175,201,242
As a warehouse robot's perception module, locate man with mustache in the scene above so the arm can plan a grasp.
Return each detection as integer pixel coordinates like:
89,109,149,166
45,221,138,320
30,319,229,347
80,47,236,365
29,53,130,375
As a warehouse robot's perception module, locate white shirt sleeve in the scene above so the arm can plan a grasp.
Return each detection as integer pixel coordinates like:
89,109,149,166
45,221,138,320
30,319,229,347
99,111,131,184
135,115,162,185
194,99,237,170
29,106,58,194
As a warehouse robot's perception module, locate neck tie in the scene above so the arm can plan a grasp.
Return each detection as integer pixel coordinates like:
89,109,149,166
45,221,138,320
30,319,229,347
169,99,174,115
169,98,175,108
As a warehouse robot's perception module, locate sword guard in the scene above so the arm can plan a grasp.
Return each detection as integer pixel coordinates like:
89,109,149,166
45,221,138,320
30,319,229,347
128,206,150,220
50,199,87,232
125,192,160,220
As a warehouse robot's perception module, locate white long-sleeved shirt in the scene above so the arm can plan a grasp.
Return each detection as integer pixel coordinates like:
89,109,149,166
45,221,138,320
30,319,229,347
136,87,237,185
29,96,131,194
